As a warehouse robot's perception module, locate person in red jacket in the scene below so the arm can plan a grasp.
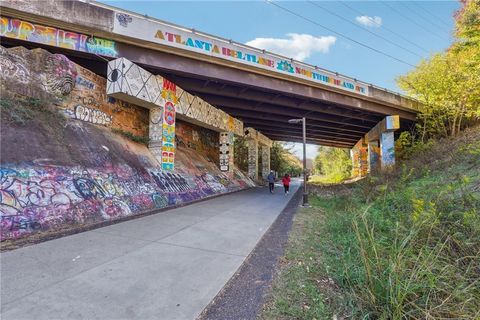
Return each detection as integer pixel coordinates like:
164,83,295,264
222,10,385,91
281,173,291,195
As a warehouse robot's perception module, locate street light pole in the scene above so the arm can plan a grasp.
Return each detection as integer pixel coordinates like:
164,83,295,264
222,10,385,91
288,117,309,207
302,117,308,206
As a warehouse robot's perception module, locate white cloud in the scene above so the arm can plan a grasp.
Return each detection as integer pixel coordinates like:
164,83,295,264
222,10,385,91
245,33,336,62
355,15,382,27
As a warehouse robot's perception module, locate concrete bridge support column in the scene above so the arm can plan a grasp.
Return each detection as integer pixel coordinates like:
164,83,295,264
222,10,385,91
351,138,368,178
160,101,177,170
260,145,271,180
247,139,259,181
368,141,380,173
365,115,400,172
219,132,234,177
148,107,164,162
106,57,178,170
380,131,395,169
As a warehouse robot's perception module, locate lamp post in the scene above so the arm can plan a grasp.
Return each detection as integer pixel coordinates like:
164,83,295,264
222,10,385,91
288,117,308,206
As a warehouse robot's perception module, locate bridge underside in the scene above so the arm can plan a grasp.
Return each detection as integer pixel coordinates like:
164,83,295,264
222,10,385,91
2,37,416,148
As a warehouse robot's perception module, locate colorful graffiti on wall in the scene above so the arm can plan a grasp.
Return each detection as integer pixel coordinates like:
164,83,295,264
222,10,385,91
74,105,112,126
0,16,117,57
0,158,252,240
381,132,395,167
1,43,255,242
0,45,148,137
351,146,368,177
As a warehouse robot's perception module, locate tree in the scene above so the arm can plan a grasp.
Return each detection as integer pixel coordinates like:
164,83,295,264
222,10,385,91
270,142,302,177
397,0,480,141
313,146,352,182
234,136,248,172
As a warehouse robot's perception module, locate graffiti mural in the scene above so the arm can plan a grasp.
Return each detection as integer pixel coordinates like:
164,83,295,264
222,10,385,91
0,154,254,241
381,132,395,167
0,46,30,84
44,54,78,95
0,16,117,57
74,105,112,126
0,43,255,243
1,45,149,137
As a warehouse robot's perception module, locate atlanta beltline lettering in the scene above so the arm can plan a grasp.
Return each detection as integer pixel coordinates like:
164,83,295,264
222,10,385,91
155,29,366,95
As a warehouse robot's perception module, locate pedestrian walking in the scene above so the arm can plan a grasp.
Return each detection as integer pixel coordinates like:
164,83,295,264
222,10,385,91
282,173,291,195
267,170,275,193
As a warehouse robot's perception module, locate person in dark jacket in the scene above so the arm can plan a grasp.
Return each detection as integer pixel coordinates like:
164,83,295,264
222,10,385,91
267,171,275,193
282,173,291,195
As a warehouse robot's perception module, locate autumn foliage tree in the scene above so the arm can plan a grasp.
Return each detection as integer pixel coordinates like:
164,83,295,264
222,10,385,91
397,0,479,141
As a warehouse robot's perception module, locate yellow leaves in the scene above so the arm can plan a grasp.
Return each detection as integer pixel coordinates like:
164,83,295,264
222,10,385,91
411,197,438,224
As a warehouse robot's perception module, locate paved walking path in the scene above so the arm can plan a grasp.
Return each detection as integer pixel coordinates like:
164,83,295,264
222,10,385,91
1,180,300,320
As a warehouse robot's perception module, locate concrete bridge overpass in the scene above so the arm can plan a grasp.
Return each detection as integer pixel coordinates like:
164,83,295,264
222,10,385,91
0,0,419,176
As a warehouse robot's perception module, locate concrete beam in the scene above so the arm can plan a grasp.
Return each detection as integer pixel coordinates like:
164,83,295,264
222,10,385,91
365,115,400,142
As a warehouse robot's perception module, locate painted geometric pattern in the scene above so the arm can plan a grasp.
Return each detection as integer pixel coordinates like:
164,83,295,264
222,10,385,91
107,58,243,135
107,57,163,107
176,88,243,136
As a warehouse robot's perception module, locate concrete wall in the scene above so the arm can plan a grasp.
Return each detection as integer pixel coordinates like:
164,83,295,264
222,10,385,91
0,45,254,242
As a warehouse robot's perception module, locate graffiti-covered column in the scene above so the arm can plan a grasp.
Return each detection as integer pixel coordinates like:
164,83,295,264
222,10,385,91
247,139,258,181
261,145,271,179
365,115,400,172
351,138,368,177
107,57,178,170
149,107,163,160
219,132,234,177
380,132,395,169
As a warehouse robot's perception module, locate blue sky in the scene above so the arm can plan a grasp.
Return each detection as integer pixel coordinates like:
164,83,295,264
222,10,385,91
101,0,460,159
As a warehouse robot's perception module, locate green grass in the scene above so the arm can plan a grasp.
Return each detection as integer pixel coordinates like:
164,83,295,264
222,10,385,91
260,127,480,319
309,174,346,185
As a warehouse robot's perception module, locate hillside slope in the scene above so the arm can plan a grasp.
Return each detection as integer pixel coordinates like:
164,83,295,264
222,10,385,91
261,126,480,319
0,44,255,245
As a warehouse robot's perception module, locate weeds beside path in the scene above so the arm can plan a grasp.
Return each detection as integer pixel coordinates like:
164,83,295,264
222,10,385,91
260,127,480,319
